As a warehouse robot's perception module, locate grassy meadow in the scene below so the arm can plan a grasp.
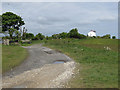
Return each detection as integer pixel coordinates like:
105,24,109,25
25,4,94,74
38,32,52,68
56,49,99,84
2,45,28,73
41,38,118,88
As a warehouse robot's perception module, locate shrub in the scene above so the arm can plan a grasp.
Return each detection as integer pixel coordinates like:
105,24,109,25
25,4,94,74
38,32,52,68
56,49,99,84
97,36,101,38
112,36,116,39
101,34,111,39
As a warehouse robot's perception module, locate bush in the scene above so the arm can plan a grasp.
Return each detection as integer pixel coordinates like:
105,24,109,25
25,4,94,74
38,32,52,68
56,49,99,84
101,34,111,39
78,34,86,39
112,36,116,39
2,36,10,39
97,36,101,38
26,33,34,40
68,28,79,38
33,33,45,40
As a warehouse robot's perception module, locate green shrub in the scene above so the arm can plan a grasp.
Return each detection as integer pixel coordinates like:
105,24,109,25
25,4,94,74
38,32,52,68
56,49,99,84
112,36,116,39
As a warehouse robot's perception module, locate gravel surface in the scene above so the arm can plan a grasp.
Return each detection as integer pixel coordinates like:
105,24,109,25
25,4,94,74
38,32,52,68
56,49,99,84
2,44,75,88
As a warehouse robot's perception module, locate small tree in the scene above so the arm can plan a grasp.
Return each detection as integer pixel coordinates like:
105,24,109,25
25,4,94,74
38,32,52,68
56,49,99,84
34,33,45,40
112,36,116,39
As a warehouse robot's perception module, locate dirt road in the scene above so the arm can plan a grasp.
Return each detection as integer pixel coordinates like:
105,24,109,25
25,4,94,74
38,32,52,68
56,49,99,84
2,44,75,88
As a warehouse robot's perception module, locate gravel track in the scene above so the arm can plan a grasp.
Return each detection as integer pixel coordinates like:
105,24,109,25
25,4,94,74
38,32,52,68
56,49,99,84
2,44,75,88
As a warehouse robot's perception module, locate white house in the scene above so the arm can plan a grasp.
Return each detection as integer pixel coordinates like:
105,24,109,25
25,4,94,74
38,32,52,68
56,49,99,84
87,30,96,37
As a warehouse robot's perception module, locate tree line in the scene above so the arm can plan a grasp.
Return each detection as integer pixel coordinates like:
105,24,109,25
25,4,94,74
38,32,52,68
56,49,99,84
1,12,116,43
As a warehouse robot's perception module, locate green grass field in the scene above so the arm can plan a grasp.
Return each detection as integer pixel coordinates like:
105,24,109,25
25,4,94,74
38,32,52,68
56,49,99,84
2,45,28,73
41,38,118,88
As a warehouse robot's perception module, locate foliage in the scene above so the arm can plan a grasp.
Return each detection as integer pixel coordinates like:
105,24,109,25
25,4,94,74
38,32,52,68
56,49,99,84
68,28,86,39
97,36,101,38
2,12,25,32
26,33,34,40
8,28,16,39
112,36,116,39
51,28,86,40
2,12,25,40
101,34,111,39
33,33,45,40
78,34,86,39
52,34,59,39
58,32,68,39
2,36,10,39
68,28,79,38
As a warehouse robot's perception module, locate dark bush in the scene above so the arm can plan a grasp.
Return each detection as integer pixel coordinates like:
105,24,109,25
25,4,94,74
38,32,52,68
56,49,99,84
112,36,116,39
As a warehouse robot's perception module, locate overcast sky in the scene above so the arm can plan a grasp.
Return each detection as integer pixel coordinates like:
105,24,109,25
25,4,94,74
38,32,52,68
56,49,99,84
2,2,118,37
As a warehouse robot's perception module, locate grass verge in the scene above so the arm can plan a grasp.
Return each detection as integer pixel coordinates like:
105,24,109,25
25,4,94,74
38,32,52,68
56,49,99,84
2,45,28,73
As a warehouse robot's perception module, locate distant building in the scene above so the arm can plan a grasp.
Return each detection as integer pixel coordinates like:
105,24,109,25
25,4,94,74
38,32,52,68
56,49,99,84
87,30,96,37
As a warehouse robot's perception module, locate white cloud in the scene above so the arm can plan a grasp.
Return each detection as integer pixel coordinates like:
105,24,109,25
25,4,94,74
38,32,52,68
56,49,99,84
98,16,117,21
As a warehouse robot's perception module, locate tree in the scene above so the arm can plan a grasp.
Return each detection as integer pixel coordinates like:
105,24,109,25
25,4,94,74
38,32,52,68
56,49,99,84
26,33,34,40
52,34,59,39
34,33,45,40
112,36,116,39
15,30,21,41
68,28,79,38
58,32,68,39
2,12,25,39
8,28,16,39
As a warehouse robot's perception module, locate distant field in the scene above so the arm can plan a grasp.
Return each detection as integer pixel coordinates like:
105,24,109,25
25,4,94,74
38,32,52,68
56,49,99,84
2,45,28,73
42,38,118,88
